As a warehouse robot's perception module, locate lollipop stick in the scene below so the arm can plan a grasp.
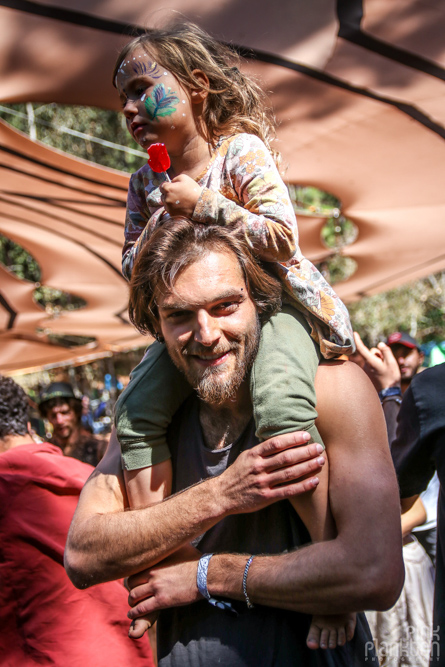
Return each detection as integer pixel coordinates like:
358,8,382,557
164,172,171,182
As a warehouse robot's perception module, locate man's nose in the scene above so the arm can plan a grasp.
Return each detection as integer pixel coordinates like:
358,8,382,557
194,311,220,346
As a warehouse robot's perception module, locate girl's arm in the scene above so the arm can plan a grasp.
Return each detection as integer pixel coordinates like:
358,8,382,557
122,169,160,281
192,134,299,263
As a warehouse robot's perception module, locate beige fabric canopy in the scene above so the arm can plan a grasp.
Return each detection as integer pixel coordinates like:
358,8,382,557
0,119,148,373
0,0,444,373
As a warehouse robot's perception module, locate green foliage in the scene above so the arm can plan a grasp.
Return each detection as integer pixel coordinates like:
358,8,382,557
348,272,445,346
0,103,145,173
287,185,358,285
0,233,40,281
287,184,340,217
0,234,86,314
34,286,86,313
319,255,357,285
320,216,358,250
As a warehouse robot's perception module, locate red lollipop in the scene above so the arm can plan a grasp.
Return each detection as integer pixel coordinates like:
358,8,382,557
147,143,171,181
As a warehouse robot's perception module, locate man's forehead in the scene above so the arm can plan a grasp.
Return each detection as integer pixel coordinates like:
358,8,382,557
390,343,418,353
159,286,247,311
157,250,248,310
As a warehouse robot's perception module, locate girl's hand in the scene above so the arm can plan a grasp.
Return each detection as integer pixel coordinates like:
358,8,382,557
306,612,356,650
160,174,202,218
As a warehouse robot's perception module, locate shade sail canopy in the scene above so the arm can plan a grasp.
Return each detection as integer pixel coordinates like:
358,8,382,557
0,119,149,374
0,0,444,373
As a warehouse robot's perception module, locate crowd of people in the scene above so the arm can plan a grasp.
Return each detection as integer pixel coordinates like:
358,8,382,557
1,18,443,667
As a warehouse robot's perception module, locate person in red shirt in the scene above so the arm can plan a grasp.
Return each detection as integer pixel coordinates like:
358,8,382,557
0,374,154,667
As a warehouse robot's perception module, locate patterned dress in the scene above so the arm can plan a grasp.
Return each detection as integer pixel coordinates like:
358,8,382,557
123,133,353,357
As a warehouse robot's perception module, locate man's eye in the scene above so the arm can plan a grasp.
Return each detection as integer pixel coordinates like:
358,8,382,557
216,302,238,314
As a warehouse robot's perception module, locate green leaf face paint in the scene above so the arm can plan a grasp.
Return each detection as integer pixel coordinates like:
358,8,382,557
144,84,180,122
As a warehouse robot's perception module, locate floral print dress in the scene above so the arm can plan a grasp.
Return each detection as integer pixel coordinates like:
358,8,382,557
123,133,353,358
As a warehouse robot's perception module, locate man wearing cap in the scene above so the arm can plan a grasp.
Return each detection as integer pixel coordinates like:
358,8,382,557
39,381,104,466
353,331,425,443
385,331,425,395
354,331,436,560
354,330,438,663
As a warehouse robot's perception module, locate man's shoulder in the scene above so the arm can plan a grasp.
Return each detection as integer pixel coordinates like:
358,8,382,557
0,441,91,486
0,441,59,465
315,360,384,440
315,359,374,403
411,364,445,398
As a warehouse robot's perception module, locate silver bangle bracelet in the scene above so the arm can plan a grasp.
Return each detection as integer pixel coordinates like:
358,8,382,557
242,555,255,609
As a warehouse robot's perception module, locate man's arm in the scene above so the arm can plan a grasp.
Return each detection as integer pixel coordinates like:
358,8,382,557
391,372,437,499
401,496,425,538
65,428,325,588
353,332,402,443
127,361,404,619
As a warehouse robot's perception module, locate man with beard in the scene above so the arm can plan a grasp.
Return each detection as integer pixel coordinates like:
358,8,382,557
39,382,104,466
65,220,403,666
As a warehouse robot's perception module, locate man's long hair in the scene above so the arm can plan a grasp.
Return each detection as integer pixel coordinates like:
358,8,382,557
129,218,282,338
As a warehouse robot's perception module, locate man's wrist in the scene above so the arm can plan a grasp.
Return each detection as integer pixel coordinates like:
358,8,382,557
194,475,230,523
378,386,402,401
211,473,235,518
206,553,247,602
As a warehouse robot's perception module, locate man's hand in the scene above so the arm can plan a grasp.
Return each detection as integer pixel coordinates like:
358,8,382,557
353,332,401,393
160,174,202,218
127,552,201,622
217,431,325,516
65,430,324,588
127,544,201,638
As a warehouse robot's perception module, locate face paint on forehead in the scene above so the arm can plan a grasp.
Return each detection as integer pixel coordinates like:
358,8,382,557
116,52,163,82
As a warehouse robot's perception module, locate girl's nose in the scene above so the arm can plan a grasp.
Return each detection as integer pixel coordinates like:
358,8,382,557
122,98,139,120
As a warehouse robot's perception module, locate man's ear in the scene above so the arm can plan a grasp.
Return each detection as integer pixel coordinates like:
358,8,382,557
190,70,209,104
153,325,165,344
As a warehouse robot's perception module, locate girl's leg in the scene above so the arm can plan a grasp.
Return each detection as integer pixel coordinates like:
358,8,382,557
251,306,356,649
250,304,323,447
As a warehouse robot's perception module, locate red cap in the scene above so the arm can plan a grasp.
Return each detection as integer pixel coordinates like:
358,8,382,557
386,331,419,350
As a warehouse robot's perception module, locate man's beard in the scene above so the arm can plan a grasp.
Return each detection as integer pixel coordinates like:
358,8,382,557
169,315,261,406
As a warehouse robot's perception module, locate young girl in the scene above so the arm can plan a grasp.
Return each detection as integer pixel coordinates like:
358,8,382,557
113,21,355,649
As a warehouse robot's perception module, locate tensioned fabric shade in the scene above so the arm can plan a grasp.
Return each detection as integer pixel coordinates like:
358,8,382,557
0,119,149,374
0,0,444,373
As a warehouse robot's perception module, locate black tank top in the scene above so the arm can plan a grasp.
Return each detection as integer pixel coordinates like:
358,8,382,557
157,397,377,667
